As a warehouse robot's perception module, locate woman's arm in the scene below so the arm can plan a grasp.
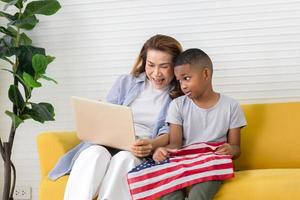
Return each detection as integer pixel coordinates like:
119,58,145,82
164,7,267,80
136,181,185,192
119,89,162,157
131,123,183,158
151,134,169,150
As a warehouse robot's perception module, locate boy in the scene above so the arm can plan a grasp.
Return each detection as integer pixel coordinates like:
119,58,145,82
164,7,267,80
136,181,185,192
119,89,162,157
153,48,247,200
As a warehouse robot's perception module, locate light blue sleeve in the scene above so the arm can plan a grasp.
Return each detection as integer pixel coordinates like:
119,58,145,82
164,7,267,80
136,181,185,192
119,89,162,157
155,97,173,136
106,75,125,104
48,142,92,180
157,123,169,136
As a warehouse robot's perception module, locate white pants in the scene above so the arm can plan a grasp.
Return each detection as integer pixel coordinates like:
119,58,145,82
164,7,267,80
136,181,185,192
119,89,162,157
64,145,142,200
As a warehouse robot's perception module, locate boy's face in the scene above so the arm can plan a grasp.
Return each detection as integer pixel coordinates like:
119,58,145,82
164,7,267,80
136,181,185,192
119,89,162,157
174,63,209,99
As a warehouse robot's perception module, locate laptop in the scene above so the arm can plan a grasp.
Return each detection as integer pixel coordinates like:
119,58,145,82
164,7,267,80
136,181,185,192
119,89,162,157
71,96,136,150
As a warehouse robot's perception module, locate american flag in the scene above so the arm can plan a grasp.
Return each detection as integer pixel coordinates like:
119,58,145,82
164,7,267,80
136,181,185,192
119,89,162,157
127,142,234,200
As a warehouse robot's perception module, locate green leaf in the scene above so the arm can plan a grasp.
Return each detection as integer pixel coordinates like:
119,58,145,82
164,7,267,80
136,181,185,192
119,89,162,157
39,102,55,117
10,15,39,30
0,27,18,46
15,0,23,9
0,43,17,58
46,55,55,64
23,72,42,88
0,26,16,37
8,84,25,108
19,106,32,120
5,110,24,128
24,0,61,16
0,11,16,21
26,110,41,122
29,102,55,123
40,74,57,84
16,45,45,76
20,114,32,120
2,68,32,99
7,26,18,36
32,54,48,74
20,33,32,45
0,0,15,2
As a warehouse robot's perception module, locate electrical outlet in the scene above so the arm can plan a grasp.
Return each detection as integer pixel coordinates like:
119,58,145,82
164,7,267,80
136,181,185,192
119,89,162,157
13,186,31,200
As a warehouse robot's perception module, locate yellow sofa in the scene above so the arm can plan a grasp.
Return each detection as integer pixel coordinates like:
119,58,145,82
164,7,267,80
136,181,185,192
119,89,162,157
37,102,300,200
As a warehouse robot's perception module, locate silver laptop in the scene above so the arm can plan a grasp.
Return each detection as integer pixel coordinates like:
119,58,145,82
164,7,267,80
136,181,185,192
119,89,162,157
71,96,136,150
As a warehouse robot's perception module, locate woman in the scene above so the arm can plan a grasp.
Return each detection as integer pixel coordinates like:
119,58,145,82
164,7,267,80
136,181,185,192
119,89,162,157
49,34,183,200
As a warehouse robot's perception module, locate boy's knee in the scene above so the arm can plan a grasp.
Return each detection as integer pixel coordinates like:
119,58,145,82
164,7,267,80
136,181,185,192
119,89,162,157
161,190,185,200
188,181,222,200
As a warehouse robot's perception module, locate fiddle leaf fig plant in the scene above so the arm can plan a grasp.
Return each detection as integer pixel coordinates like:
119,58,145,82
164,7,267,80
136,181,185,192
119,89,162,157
0,0,61,199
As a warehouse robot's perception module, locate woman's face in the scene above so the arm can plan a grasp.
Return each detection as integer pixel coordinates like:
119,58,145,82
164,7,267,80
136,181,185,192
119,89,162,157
145,49,174,89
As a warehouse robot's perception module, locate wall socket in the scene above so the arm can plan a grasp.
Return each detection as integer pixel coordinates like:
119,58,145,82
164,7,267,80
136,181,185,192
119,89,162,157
13,186,31,200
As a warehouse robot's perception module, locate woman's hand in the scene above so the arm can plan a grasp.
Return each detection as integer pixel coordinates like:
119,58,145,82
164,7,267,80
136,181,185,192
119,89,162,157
130,139,153,158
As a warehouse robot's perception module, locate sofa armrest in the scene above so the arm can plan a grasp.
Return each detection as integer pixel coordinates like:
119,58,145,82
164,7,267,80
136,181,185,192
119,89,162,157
37,131,80,177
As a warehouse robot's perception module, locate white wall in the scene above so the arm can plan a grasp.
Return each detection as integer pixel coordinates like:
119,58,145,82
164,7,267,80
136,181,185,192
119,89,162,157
1,0,300,199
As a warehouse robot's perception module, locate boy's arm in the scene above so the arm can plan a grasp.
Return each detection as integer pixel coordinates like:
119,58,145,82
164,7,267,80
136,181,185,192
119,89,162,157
168,123,183,149
152,123,183,162
228,127,241,159
215,127,241,159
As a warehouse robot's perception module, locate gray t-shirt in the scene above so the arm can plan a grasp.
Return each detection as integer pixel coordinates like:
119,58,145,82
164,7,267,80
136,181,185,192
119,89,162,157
166,94,247,146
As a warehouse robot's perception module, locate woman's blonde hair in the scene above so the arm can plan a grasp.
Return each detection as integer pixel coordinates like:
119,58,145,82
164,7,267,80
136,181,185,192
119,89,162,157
131,34,183,98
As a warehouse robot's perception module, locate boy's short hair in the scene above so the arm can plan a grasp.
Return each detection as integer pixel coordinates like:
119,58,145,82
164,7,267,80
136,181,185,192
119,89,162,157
174,48,213,71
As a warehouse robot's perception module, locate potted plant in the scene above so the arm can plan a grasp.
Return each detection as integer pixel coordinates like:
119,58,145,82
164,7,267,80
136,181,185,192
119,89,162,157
0,0,61,199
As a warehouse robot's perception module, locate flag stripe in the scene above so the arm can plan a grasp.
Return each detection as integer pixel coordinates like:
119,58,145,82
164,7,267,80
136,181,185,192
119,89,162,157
168,143,222,155
128,153,229,179
172,148,216,156
181,142,225,149
131,162,233,194
128,155,230,184
130,159,232,189
171,154,231,163
127,142,234,200
133,170,234,200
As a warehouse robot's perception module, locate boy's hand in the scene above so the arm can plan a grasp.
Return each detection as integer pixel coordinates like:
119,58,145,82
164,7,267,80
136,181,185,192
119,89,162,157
153,147,169,163
215,143,240,159
131,139,152,158
153,147,177,163
215,143,234,157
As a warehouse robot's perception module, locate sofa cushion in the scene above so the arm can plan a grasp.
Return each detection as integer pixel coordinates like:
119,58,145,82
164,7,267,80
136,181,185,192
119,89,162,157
235,102,300,170
39,176,68,200
39,167,300,200
39,176,98,200
214,168,300,200
37,132,80,177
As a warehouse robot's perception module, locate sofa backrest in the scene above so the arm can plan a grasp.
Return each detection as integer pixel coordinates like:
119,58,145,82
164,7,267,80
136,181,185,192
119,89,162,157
234,102,300,170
